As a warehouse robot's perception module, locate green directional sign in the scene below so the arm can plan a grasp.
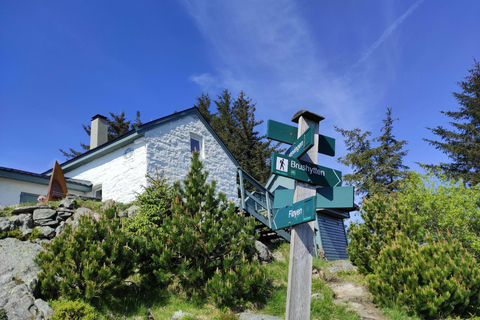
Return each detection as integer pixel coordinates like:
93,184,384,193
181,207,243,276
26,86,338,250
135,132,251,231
286,124,315,158
271,153,342,187
271,196,316,230
273,186,355,210
267,120,335,157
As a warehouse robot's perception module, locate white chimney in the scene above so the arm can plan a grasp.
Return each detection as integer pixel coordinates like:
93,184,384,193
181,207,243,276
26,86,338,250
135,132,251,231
90,114,108,149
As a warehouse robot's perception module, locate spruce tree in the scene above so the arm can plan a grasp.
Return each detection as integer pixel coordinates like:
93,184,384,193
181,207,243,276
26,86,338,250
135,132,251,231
196,90,281,184
59,110,142,159
336,108,409,197
424,60,480,186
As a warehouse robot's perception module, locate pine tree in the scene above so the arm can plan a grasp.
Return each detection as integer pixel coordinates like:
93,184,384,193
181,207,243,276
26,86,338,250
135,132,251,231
424,60,480,186
336,108,409,197
150,152,266,306
59,110,142,159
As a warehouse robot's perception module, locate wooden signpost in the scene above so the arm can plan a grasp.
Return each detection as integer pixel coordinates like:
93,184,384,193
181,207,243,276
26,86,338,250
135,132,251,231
267,110,345,320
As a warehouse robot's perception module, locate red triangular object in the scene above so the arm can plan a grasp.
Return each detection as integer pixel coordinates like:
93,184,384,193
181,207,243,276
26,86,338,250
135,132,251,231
46,161,68,202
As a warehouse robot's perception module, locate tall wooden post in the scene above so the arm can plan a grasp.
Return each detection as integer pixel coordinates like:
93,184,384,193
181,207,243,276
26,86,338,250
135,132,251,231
285,110,324,320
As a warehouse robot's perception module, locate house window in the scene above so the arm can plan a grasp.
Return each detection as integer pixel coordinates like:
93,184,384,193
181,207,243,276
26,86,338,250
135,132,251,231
93,185,102,200
190,133,204,157
20,192,41,204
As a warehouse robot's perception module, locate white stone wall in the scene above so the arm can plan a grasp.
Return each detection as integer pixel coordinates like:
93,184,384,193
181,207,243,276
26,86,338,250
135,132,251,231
67,141,147,204
145,114,238,202
0,177,87,206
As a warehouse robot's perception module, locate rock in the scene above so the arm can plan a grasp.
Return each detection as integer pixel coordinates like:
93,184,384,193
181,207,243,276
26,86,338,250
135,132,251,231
56,209,75,220
327,260,357,273
35,226,56,239
311,293,323,300
55,221,66,237
255,241,273,263
273,251,285,262
0,214,33,233
118,210,127,218
93,212,101,221
170,310,193,319
74,208,93,220
11,205,55,215
34,299,53,319
33,209,57,226
127,205,140,218
0,238,51,320
330,282,365,301
59,198,77,210
238,313,284,320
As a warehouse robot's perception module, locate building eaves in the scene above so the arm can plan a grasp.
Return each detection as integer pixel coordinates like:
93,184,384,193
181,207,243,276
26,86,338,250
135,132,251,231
0,166,92,192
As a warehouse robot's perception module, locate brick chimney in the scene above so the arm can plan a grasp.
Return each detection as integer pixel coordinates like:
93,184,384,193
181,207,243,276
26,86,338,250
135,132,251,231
90,114,108,149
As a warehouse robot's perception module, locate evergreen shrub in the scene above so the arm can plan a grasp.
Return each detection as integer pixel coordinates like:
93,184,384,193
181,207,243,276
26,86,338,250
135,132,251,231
149,152,267,307
35,213,135,301
50,299,97,320
367,232,480,319
347,194,421,274
126,171,174,285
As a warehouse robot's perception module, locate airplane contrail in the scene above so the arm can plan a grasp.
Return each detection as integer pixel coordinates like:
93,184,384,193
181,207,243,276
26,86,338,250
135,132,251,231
354,0,425,67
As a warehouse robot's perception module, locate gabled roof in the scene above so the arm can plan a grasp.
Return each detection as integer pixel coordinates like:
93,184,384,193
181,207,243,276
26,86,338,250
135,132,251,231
0,166,92,192
43,107,240,174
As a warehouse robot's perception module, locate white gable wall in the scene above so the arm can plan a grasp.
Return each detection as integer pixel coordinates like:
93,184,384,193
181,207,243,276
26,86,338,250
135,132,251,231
145,114,238,202
66,141,147,204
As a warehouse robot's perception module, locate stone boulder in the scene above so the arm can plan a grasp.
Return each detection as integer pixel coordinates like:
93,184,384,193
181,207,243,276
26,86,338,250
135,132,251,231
11,205,55,215
0,214,33,234
326,260,356,274
59,198,77,210
0,238,52,320
33,209,57,227
255,241,273,263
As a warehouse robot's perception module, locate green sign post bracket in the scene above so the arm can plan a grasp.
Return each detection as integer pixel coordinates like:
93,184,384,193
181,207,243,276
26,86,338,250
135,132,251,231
273,186,355,210
286,124,315,158
271,196,316,231
267,120,335,157
271,152,342,187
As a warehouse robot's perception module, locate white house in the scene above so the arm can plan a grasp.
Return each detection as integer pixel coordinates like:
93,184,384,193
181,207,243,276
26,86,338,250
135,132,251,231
0,107,240,206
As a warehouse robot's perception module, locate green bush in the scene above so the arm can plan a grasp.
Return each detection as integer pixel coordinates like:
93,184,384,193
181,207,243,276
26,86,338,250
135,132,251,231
396,171,480,259
347,194,421,274
35,213,135,301
367,232,480,318
148,152,267,307
126,171,174,285
50,299,97,320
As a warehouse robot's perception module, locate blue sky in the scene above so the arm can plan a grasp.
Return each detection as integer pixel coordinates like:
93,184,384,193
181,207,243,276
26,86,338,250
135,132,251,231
1,0,479,179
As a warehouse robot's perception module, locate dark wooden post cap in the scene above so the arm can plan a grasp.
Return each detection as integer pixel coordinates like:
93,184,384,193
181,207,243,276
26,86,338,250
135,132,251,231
291,110,325,123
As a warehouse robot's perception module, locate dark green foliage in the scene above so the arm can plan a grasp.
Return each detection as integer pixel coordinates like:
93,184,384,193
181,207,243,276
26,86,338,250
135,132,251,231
425,60,480,186
60,110,142,159
50,299,97,320
149,151,267,307
336,108,409,197
197,90,282,184
368,232,480,319
127,171,174,284
347,194,420,275
35,214,135,301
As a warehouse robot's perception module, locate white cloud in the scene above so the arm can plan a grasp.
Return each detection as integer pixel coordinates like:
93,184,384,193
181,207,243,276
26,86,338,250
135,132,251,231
354,0,424,68
180,0,414,147
188,73,218,91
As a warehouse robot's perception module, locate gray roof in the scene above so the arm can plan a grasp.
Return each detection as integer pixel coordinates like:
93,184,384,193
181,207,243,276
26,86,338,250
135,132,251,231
43,107,240,174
